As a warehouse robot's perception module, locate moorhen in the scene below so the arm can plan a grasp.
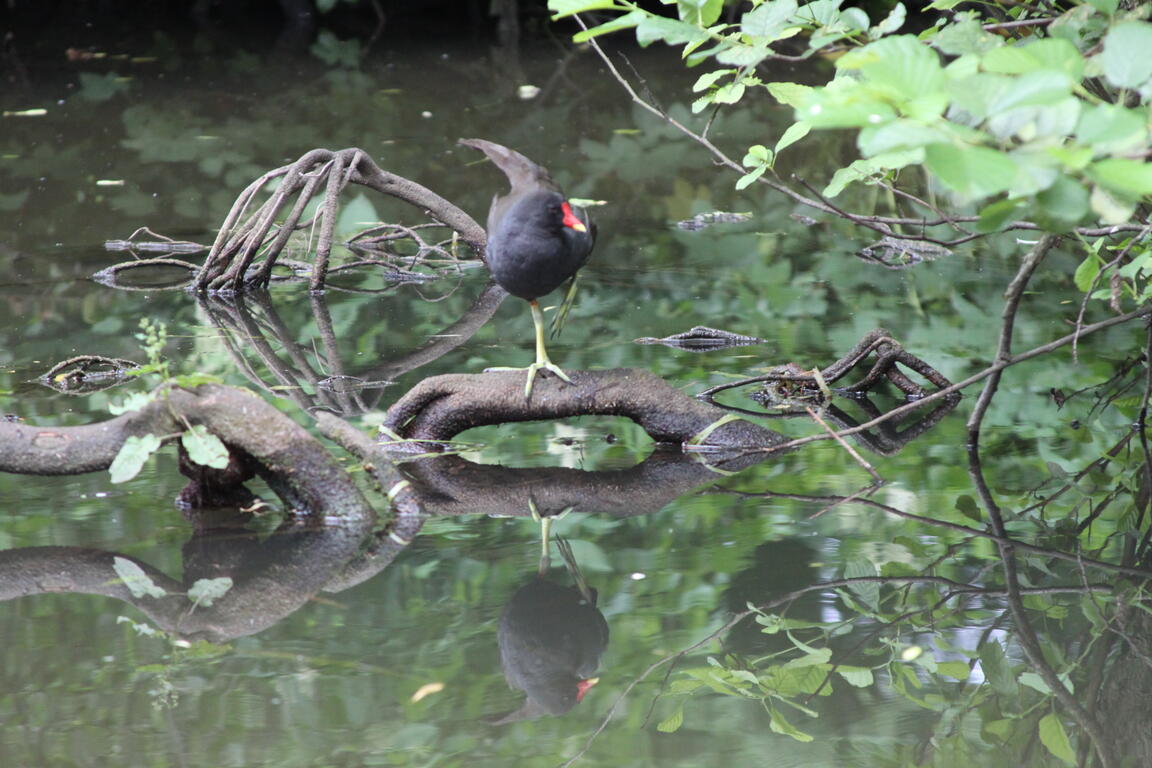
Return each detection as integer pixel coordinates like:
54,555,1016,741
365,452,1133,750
494,537,609,722
459,138,596,398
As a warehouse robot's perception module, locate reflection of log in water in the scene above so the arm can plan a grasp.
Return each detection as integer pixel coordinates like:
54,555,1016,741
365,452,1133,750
398,449,766,520
0,512,371,643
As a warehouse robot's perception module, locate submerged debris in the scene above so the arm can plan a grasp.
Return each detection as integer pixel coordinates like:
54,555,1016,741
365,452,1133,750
857,236,952,268
675,211,753,231
40,355,141,394
316,375,393,394
634,326,764,351
103,226,207,255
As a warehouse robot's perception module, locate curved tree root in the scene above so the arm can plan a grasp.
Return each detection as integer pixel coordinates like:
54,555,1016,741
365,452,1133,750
382,368,785,449
0,384,371,520
192,147,486,293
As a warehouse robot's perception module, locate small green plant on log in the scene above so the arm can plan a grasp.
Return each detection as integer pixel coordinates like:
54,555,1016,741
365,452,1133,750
107,319,229,483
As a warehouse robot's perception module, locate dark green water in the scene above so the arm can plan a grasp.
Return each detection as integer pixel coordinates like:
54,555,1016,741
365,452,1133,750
1,34,1146,768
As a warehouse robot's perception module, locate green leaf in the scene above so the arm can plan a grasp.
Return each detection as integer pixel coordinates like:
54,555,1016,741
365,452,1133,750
1076,104,1147,155
841,7,869,32
765,81,814,108
767,703,814,742
181,425,230,469
1086,0,1118,13
822,149,923,197
784,647,833,668
976,198,1024,234
837,35,946,104
657,703,685,733
1036,175,1090,229
978,640,1018,697
871,2,905,37
774,121,810,153
109,391,156,415
1019,671,1052,695
1089,184,1136,225
1090,158,1152,197
1039,713,1077,764
954,494,982,522
678,0,723,27
693,68,734,92
936,661,971,680
548,0,622,19
932,17,1001,55
987,71,1073,113
743,144,771,165
716,43,774,67
711,81,746,104
1074,253,1103,292
800,86,899,128
982,38,1083,79
736,167,766,189
113,556,167,599
636,16,709,47
110,433,163,484
572,9,645,42
857,119,948,157
188,577,233,607
836,666,874,687
741,0,799,39
924,144,1018,200
1100,22,1152,89
844,559,880,611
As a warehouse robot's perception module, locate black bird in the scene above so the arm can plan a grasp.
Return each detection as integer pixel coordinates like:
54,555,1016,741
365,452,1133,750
459,139,596,397
493,538,609,722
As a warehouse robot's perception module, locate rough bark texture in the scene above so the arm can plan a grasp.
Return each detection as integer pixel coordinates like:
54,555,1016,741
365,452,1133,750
383,368,784,449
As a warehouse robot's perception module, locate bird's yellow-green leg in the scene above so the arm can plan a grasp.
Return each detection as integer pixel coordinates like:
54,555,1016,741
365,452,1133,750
487,300,573,397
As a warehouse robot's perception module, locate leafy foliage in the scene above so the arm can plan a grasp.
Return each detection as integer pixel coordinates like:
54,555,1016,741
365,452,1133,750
552,0,1152,306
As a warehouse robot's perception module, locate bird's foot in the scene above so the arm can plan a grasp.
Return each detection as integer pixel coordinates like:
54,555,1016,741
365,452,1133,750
484,361,574,398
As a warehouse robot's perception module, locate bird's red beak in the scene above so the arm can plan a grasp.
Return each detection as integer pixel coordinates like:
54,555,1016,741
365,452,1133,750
561,201,587,233
575,677,599,702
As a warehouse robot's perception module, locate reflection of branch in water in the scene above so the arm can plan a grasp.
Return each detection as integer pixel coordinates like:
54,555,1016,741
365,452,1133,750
709,487,1152,579
559,573,1110,768
747,305,1152,458
698,328,952,404
197,283,508,416
963,234,1112,766
968,446,1117,768
395,449,767,521
0,515,374,644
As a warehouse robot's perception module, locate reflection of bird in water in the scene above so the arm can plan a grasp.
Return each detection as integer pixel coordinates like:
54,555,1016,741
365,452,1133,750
493,538,609,723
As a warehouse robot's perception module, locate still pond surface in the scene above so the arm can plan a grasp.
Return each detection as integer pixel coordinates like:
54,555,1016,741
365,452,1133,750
1,36,1147,768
